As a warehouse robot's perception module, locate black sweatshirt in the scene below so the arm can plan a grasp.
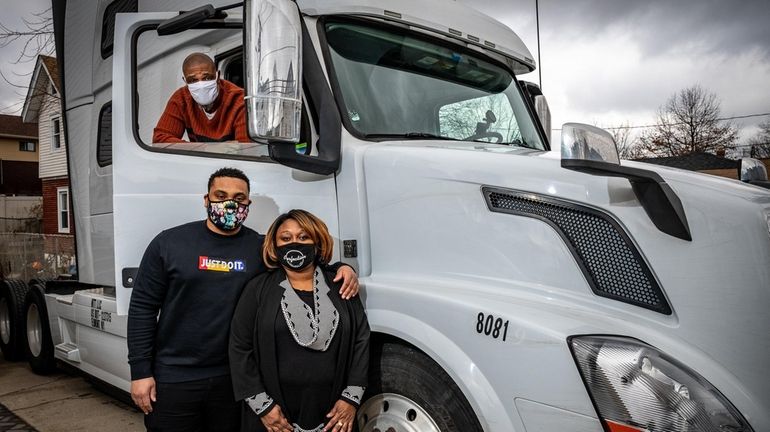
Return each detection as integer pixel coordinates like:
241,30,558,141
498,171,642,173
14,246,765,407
127,221,266,383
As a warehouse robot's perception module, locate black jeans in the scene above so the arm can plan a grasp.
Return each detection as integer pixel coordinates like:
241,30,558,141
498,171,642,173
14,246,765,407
144,375,240,432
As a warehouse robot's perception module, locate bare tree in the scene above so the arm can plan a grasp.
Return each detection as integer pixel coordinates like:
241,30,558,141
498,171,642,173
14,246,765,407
603,122,646,160
638,85,738,157
746,120,770,158
0,8,55,113
0,8,54,64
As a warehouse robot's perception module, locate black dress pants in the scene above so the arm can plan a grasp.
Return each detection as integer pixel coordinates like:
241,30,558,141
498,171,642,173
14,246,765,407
144,375,240,432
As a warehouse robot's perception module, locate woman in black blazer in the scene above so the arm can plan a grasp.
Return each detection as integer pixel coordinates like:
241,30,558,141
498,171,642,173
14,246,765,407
230,209,370,432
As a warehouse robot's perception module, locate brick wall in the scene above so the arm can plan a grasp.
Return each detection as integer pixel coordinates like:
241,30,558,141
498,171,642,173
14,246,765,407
44,234,75,256
42,177,74,236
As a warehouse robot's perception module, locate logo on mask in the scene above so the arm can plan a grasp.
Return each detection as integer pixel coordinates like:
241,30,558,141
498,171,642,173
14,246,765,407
282,249,308,269
277,242,316,271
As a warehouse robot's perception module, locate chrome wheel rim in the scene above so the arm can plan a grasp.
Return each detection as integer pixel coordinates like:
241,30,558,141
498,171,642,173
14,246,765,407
357,393,441,432
0,297,10,345
26,303,42,357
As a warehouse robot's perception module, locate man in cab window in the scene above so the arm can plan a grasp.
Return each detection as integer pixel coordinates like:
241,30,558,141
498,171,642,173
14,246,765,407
153,52,250,143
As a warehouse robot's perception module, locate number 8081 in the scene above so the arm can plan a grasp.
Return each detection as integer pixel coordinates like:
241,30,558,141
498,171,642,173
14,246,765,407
476,312,509,341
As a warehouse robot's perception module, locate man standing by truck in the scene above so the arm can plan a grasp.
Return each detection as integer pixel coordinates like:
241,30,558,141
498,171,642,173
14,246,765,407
127,167,359,431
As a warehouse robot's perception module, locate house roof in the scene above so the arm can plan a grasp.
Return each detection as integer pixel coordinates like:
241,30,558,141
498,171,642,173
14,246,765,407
40,55,60,90
21,55,61,123
0,114,38,139
635,152,739,171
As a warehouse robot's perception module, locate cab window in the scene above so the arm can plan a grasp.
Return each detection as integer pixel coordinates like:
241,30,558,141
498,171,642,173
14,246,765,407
134,26,270,158
323,18,546,150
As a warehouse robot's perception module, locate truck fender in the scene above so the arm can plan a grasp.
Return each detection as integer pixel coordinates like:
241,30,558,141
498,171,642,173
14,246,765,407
366,308,516,431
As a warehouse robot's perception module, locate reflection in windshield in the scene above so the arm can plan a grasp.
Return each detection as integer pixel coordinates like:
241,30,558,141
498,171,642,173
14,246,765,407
324,19,545,150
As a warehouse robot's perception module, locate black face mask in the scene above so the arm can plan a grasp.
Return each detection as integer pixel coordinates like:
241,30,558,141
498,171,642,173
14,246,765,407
276,242,316,271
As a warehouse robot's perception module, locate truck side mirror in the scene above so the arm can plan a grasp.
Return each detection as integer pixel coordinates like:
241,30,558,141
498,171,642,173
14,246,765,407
560,123,691,241
244,0,303,143
740,158,769,183
560,123,620,165
520,81,551,144
533,95,551,143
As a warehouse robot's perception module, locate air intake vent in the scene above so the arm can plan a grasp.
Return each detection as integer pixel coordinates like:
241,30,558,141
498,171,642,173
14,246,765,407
484,187,671,314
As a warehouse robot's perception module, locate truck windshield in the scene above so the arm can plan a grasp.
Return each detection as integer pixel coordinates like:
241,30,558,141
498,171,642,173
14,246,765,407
323,19,546,150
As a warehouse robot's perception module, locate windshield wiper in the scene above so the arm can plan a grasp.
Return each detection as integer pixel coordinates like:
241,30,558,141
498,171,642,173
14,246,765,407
365,132,540,149
507,139,536,149
364,132,460,141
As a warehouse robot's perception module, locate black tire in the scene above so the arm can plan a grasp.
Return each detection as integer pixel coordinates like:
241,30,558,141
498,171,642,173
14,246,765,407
359,342,483,432
24,285,57,374
0,279,30,361
27,277,53,288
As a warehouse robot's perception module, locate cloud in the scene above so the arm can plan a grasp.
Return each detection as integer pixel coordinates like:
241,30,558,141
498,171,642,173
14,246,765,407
464,0,770,144
538,0,770,60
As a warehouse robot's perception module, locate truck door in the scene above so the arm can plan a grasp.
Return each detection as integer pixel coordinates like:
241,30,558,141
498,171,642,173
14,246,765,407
111,12,339,314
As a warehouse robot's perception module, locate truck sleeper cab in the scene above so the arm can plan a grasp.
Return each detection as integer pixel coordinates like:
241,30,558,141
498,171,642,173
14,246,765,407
1,1,766,431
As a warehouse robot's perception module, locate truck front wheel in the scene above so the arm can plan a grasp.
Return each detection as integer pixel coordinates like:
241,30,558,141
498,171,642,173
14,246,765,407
357,342,483,432
25,286,56,374
0,280,30,361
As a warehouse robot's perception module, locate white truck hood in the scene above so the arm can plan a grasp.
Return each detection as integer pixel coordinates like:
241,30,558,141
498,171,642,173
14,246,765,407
360,140,770,426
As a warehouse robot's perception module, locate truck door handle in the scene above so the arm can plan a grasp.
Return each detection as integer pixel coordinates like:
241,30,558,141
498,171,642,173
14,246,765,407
122,268,138,288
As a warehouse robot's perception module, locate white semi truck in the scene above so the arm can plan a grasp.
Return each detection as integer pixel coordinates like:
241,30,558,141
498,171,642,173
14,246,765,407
1,0,769,431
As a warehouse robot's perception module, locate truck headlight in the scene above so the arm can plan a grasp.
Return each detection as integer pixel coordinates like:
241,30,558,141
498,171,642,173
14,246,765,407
569,335,753,432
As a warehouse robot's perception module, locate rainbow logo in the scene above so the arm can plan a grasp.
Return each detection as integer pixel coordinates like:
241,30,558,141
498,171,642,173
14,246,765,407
198,256,246,272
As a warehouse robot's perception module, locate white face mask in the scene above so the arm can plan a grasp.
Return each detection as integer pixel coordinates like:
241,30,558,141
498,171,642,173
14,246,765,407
187,76,219,107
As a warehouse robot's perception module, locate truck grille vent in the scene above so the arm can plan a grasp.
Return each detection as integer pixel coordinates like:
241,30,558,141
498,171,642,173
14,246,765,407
484,187,671,315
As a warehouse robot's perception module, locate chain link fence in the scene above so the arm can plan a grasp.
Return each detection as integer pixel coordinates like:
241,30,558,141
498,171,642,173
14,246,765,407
0,217,42,233
0,233,76,282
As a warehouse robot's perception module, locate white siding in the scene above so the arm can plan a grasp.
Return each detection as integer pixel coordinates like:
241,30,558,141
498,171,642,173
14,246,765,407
38,92,68,179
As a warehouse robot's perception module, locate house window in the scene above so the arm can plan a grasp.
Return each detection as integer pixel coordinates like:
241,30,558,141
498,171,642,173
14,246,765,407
52,117,62,150
57,187,70,233
19,141,36,152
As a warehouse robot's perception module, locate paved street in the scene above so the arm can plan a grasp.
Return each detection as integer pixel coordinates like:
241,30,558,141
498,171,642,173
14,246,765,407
0,357,143,432
0,402,36,431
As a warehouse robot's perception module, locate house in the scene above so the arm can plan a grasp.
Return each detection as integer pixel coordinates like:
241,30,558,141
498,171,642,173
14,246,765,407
635,151,741,180
0,114,40,196
22,55,75,266
0,114,41,232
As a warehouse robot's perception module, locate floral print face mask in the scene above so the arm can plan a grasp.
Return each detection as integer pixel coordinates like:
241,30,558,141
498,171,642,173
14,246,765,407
207,199,250,231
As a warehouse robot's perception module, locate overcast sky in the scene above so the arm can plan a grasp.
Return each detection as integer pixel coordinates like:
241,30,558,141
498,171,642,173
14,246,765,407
0,0,51,115
462,0,770,149
1,0,768,150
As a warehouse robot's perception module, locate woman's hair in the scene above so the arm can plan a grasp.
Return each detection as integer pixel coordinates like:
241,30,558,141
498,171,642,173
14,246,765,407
263,209,334,269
